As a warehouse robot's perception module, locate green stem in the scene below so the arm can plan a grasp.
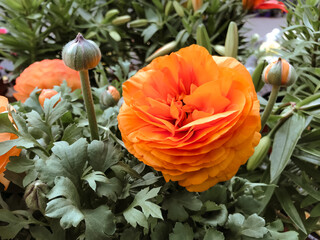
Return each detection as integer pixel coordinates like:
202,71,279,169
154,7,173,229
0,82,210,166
296,92,320,108
268,109,294,138
79,70,99,140
260,85,280,131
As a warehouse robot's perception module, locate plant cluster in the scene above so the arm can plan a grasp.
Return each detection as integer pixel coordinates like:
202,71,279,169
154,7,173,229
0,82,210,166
0,0,247,79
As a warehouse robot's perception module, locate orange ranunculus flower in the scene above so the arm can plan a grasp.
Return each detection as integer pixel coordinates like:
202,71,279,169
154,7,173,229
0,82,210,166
13,59,81,103
118,45,261,192
0,96,21,190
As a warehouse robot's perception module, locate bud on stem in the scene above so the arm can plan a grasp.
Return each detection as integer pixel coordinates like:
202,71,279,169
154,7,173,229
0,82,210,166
63,33,100,140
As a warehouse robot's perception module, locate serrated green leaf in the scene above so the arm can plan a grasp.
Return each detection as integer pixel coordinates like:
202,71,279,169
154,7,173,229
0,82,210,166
169,222,193,240
5,155,34,173
43,93,69,125
163,192,202,221
151,222,170,240
96,177,122,202
123,187,162,228
270,113,306,182
0,209,39,240
82,171,108,191
226,213,245,234
88,140,120,172
275,188,307,234
26,110,51,139
241,214,268,238
267,220,299,240
61,124,83,144
83,205,116,239
51,138,87,179
46,176,84,229
204,229,225,240
0,137,33,155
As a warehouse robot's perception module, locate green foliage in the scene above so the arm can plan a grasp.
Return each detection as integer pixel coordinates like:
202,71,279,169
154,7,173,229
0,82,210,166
0,0,248,80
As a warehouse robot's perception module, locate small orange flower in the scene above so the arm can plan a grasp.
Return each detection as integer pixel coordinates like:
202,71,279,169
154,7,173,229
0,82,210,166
38,89,59,107
0,96,21,190
13,59,81,103
118,45,261,192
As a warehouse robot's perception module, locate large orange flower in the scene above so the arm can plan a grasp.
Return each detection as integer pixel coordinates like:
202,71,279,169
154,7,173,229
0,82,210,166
13,59,81,102
0,96,21,190
118,45,261,192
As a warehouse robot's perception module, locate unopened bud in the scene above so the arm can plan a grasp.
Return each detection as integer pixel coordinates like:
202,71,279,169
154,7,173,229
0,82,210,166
247,136,271,171
128,19,149,28
165,1,173,16
262,58,297,86
62,33,101,71
112,15,131,25
146,41,178,62
213,45,225,56
100,86,120,109
252,60,267,92
192,0,203,11
225,21,238,58
173,1,185,17
104,9,119,22
196,24,212,54
24,180,49,213
38,89,59,107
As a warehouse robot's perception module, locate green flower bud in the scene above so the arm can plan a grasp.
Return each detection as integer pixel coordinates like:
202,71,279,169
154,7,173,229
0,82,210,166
112,15,131,25
24,180,49,213
196,24,212,54
225,21,238,58
262,58,297,86
62,33,101,71
104,9,119,23
165,1,173,16
252,60,267,92
146,41,178,62
100,86,120,109
247,135,272,171
128,19,149,28
213,45,225,56
173,1,185,17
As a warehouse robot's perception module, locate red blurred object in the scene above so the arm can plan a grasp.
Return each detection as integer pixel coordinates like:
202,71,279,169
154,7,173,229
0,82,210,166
243,0,288,12
0,28,8,34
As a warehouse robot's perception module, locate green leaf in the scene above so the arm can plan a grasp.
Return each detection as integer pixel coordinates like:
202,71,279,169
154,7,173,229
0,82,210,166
193,202,228,227
267,220,299,240
284,172,320,201
96,177,122,202
0,209,30,239
83,205,116,240
43,93,69,125
310,203,320,217
0,112,18,134
204,229,225,240
61,124,83,144
26,110,51,139
51,138,87,179
88,140,120,172
123,187,163,228
275,188,307,234
163,192,202,221
169,222,194,240
46,176,84,229
151,222,170,240
82,171,108,191
5,155,34,173
0,137,33,155
0,209,41,240
241,214,268,238
270,113,306,182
